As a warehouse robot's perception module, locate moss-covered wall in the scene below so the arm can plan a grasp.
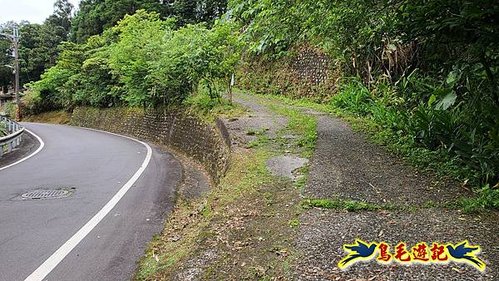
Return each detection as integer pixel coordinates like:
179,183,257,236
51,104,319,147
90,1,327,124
238,45,339,101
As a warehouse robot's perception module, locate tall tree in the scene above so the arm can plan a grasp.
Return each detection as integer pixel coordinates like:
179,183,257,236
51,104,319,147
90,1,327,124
18,23,46,84
46,0,74,39
161,0,227,26
0,39,12,93
70,0,167,43
70,0,227,43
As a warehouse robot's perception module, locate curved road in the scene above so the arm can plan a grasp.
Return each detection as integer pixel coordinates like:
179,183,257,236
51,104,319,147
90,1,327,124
0,123,182,281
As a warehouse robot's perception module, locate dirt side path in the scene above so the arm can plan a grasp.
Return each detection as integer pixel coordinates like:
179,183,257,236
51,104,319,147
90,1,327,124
227,92,498,280
162,92,303,280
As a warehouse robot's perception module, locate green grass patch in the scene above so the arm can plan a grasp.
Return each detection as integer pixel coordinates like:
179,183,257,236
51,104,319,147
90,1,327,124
293,166,309,191
184,88,247,122
288,218,300,228
303,196,499,213
301,198,391,212
246,134,271,149
206,149,275,216
246,128,268,136
233,90,319,158
293,175,308,191
266,104,317,157
135,236,184,281
237,90,331,114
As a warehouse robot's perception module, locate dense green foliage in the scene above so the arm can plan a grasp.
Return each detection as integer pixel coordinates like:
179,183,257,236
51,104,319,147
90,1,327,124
329,77,498,187
29,10,240,111
70,0,165,43
71,0,228,43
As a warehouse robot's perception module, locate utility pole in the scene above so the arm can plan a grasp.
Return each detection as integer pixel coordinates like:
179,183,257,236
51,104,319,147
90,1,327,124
1,26,21,120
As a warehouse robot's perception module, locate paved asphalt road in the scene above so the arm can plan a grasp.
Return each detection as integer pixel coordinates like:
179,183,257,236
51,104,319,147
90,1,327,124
0,123,182,281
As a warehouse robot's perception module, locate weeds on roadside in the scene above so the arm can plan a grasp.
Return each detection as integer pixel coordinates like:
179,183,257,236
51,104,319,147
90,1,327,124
301,198,389,212
458,185,499,213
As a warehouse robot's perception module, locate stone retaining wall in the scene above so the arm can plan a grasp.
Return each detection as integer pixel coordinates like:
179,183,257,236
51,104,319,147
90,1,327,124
238,44,337,101
71,107,230,183
291,45,331,86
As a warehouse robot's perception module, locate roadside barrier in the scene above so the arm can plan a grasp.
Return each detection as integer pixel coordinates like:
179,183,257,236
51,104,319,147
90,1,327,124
0,115,24,157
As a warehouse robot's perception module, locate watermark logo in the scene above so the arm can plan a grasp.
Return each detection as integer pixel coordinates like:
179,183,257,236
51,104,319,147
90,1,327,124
338,239,485,271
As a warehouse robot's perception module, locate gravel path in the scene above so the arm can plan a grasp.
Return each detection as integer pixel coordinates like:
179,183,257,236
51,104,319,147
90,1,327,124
297,114,499,280
296,209,499,281
305,116,470,205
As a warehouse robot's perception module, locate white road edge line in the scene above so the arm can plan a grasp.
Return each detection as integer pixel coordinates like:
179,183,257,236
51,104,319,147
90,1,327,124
0,129,45,172
24,129,153,281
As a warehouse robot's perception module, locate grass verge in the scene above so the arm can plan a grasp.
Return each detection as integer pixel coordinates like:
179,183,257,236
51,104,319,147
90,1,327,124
134,96,316,280
184,88,247,123
134,149,301,280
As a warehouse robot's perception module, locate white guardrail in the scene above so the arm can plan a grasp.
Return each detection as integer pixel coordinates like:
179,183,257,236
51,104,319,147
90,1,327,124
0,115,25,157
